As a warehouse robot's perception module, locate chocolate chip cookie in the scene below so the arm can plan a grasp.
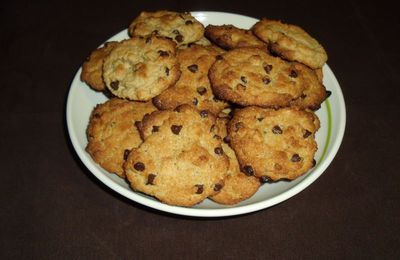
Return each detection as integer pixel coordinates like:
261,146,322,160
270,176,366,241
124,105,229,206
103,36,180,101
209,117,261,205
153,44,228,115
86,98,157,177
228,106,320,181
205,24,267,50
209,47,308,108
252,19,328,69
81,41,119,91
128,10,204,46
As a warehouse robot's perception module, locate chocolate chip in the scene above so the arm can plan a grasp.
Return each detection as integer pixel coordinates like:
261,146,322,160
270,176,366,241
175,34,183,43
123,149,130,160
312,159,317,167
241,76,247,84
165,67,170,76
187,64,198,73
257,117,264,122
291,154,301,162
264,64,273,73
289,70,298,78
146,174,156,185
192,97,198,106
145,37,151,44
262,77,271,85
223,136,230,143
210,124,216,133
303,130,312,138
234,122,243,132
197,86,207,95
110,81,119,90
195,184,204,194
93,113,101,119
158,50,169,57
213,134,222,140
214,183,223,192
134,162,145,171
326,90,332,98
185,20,193,25
272,125,283,134
214,147,224,155
300,94,307,99
242,165,254,176
171,125,182,135
215,55,223,60
200,110,208,118
134,121,141,129
152,126,160,133
259,175,270,183
237,83,246,91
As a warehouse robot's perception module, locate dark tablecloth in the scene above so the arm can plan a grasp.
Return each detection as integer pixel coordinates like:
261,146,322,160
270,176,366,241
1,0,399,258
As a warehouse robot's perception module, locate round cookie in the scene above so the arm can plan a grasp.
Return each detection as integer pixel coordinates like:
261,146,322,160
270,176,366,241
209,47,307,108
103,36,180,101
124,105,229,207
209,117,261,205
228,106,320,181
80,41,119,91
86,98,158,177
128,10,204,46
205,24,267,50
153,44,229,115
290,63,327,110
252,19,328,69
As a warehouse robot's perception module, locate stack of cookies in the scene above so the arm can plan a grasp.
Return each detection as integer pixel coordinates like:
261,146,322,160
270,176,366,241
81,10,329,207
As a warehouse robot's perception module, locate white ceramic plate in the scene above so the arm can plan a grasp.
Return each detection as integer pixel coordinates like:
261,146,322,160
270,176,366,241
66,11,346,217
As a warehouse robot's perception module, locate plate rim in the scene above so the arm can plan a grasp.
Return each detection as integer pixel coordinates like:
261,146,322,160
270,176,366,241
66,11,346,217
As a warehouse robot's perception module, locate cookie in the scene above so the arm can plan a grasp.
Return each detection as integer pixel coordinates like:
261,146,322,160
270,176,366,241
315,68,323,83
153,44,229,115
124,105,229,207
128,10,204,46
209,47,307,108
290,63,327,110
103,36,180,101
86,98,157,177
228,106,320,181
205,24,267,50
80,41,119,91
252,19,328,69
209,117,261,205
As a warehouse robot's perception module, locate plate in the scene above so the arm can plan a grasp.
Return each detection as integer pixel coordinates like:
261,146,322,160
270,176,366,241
66,11,346,217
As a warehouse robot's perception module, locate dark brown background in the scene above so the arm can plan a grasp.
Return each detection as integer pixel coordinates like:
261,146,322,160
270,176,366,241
1,0,399,259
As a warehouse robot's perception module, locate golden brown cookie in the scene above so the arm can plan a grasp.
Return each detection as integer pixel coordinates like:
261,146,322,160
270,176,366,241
290,63,327,110
86,98,157,177
315,68,323,83
209,47,308,108
209,117,261,205
103,36,180,101
80,41,119,91
228,106,320,181
153,44,229,115
252,19,328,69
124,105,229,207
128,10,204,46
205,24,267,50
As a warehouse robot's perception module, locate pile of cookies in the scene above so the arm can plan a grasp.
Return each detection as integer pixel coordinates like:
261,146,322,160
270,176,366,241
81,10,329,207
